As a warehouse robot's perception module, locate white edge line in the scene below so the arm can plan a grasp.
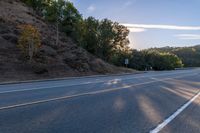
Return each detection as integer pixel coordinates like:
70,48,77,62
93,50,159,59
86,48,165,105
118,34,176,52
150,91,200,133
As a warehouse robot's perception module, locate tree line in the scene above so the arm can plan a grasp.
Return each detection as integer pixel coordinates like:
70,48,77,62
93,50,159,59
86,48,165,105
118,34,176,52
21,0,130,61
20,0,185,71
149,45,200,67
128,50,183,70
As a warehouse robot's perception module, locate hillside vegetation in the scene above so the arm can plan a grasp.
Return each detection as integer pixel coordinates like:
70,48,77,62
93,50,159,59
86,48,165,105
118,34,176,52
126,45,200,70
21,0,131,64
0,0,134,82
128,49,183,71
149,45,200,67
20,0,186,70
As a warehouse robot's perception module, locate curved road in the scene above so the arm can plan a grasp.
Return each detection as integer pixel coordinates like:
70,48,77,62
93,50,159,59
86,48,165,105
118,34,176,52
0,69,200,133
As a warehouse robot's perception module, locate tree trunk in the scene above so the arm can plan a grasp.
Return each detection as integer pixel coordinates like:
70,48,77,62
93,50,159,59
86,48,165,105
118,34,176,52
56,21,59,46
29,39,34,63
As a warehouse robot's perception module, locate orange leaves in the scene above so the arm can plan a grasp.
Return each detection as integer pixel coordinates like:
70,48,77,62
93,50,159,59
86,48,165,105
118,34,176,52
18,24,41,61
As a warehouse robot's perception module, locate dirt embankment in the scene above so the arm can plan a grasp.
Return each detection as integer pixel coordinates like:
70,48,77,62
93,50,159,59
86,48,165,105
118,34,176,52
0,0,135,82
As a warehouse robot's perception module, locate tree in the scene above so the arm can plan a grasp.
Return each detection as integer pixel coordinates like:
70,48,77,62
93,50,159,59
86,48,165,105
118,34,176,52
109,22,130,66
148,46,200,67
21,0,132,67
59,1,82,40
129,49,183,70
43,0,82,45
98,19,116,61
78,17,131,64
44,0,64,45
21,0,47,15
79,17,99,54
129,50,147,70
113,22,130,52
18,25,41,62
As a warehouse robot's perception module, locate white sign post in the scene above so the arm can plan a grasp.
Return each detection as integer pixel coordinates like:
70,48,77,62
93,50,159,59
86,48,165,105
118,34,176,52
125,58,129,67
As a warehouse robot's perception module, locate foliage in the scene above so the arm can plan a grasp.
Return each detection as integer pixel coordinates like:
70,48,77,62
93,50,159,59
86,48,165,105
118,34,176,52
22,0,82,35
21,0,46,15
18,24,41,62
150,46,200,67
110,49,132,67
79,17,130,62
129,50,183,70
21,0,187,70
79,17,99,54
42,0,82,39
21,0,130,64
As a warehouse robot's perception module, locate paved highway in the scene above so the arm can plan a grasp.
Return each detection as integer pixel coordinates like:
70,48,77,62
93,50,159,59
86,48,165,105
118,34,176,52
0,69,200,133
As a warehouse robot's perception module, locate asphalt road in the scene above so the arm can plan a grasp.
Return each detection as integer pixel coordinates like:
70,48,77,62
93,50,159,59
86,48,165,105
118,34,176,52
0,69,200,133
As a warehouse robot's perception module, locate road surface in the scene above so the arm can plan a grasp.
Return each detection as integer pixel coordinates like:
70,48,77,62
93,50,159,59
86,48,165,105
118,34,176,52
0,69,200,133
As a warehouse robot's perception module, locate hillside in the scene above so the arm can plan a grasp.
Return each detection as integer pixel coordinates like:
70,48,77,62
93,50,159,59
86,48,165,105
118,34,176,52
149,45,200,67
0,0,134,82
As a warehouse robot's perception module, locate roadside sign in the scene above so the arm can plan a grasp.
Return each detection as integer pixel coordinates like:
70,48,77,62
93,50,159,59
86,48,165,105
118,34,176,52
125,59,129,67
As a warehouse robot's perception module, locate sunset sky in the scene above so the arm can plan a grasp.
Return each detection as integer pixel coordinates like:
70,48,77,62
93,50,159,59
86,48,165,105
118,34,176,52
71,0,200,49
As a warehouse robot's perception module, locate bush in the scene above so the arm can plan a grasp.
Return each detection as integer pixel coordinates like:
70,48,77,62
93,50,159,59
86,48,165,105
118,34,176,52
18,24,41,62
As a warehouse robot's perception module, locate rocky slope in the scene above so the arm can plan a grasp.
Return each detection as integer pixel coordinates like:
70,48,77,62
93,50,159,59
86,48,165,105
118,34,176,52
0,0,134,82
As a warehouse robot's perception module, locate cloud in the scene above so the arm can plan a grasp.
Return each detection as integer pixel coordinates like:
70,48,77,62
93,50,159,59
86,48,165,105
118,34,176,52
87,5,96,13
175,34,200,40
128,27,146,33
122,23,200,33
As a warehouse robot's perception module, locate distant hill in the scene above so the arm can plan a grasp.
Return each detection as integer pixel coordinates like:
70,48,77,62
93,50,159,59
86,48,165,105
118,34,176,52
0,0,133,82
149,45,200,67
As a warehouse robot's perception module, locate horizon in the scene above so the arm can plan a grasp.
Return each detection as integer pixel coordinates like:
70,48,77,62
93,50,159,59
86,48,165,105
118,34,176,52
135,43,200,50
70,0,200,50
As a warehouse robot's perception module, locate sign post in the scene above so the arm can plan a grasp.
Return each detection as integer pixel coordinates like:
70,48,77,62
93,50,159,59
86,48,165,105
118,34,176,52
125,58,129,68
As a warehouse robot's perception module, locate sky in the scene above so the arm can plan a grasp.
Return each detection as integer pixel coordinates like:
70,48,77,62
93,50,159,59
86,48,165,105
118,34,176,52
70,0,200,49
